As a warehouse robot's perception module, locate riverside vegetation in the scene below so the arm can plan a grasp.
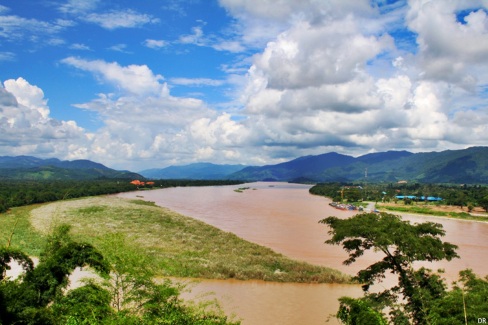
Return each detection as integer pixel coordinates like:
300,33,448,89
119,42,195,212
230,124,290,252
0,179,244,213
310,182,488,218
4,180,488,324
0,194,351,324
322,212,488,324
1,224,240,324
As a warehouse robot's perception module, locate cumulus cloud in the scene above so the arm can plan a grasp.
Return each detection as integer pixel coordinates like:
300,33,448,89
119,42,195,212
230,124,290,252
0,78,85,155
0,74,248,169
61,57,165,96
223,0,488,160
253,19,393,89
72,92,248,168
4,1,488,169
407,0,488,88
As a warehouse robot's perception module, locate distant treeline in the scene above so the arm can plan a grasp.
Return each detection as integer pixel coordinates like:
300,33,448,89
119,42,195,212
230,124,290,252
0,179,243,213
310,182,488,211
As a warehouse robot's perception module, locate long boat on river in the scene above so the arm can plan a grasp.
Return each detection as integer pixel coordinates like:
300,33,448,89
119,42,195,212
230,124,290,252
329,202,357,211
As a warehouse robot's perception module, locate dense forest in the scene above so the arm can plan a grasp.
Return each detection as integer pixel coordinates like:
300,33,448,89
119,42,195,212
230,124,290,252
0,179,243,213
309,182,488,211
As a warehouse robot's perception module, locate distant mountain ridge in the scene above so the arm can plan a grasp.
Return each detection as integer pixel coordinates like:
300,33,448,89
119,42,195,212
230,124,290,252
0,156,142,180
227,147,488,183
2,147,488,183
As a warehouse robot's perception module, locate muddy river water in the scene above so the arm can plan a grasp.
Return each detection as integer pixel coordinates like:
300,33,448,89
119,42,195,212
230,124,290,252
116,182,488,324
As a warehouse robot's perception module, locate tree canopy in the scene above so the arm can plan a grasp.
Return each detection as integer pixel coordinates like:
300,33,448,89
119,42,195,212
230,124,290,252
320,212,488,324
0,225,239,324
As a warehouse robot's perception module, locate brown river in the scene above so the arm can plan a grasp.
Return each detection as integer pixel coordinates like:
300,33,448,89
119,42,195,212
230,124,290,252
116,182,488,324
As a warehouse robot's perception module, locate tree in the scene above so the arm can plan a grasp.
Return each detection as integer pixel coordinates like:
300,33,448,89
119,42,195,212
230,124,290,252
95,233,239,325
0,224,110,324
321,212,459,324
479,194,488,212
1,227,239,324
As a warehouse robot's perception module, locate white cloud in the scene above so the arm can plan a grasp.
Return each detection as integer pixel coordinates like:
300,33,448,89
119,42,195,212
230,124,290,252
58,0,99,15
83,9,159,30
0,5,9,14
4,1,488,169
70,43,91,51
61,57,165,96
253,19,393,89
179,26,205,45
224,0,488,159
170,78,225,87
107,43,130,53
0,14,65,41
407,0,488,88
143,39,167,49
0,78,85,154
57,69,242,167
212,40,246,53
0,51,15,61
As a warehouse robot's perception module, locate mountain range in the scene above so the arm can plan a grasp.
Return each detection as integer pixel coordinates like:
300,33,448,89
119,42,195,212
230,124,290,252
140,147,488,184
2,146,488,183
0,156,142,180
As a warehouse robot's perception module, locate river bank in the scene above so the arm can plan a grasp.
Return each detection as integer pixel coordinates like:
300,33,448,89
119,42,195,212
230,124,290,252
2,195,351,284
4,183,488,325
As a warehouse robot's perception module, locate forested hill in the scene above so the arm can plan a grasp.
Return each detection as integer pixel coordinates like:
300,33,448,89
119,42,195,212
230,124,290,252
227,147,488,184
3,146,488,183
0,156,142,180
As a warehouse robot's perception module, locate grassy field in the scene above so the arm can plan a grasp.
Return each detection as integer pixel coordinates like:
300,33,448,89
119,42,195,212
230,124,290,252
1,196,351,284
376,203,488,222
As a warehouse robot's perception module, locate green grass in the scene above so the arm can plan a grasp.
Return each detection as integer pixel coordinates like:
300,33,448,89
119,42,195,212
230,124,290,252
0,204,46,255
233,187,250,193
376,204,488,222
2,196,352,284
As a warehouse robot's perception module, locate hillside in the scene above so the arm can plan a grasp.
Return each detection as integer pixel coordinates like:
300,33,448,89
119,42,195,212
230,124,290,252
0,156,142,180
228,147,488,184
232,152,356,182
3,147,488,183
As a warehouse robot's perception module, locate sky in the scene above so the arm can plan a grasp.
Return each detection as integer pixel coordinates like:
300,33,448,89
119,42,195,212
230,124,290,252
1,0,488,171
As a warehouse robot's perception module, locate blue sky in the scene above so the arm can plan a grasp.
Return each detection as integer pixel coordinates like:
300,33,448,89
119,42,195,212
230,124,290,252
1,0,488,171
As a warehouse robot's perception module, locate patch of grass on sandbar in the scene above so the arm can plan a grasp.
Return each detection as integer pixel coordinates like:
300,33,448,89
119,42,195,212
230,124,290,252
10,196,350,284
376,204,488,222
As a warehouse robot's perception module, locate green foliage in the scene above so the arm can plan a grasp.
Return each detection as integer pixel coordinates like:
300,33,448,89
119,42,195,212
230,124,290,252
28,196,348,283
311,182,488,213
51,281,114,323
321,212,460,324
0,179,244,213
0,224,110,324
0,225,239,324
337,297,388,325
428,270,488,324
0,247,34,281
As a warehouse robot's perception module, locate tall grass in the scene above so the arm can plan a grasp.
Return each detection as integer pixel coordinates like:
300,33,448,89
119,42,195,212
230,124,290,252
0,204,46,255
2,196,352,284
